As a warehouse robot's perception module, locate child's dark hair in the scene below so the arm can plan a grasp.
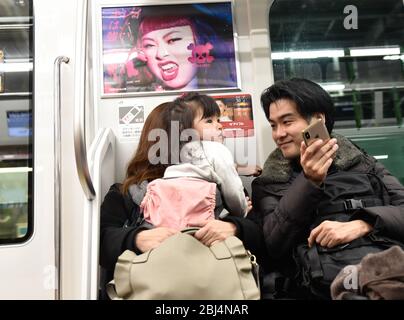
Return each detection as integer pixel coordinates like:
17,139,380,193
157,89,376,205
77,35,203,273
174,92,221,121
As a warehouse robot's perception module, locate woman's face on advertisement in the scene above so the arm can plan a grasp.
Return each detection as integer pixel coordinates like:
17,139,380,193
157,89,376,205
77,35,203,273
141,25,198,90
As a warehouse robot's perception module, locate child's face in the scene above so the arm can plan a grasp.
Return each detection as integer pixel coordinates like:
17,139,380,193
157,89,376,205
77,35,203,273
193,110,223,143
141,25,198,90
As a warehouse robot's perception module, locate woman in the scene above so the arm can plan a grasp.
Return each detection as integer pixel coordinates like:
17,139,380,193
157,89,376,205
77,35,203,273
216,99,233,122
99,101,267,298
138,17,198,90
125,5,237,91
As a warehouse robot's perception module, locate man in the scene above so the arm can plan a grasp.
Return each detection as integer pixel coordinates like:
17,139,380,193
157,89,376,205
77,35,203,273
251,78,404,298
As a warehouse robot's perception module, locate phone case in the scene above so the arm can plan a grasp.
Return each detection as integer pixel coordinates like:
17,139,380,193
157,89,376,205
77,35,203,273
302,118,330,146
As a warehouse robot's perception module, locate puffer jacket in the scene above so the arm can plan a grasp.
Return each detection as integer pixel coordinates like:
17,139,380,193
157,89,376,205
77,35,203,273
251,134,404,274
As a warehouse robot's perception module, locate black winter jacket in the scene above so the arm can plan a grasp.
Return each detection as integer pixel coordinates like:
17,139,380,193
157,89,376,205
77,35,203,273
251,134,404,274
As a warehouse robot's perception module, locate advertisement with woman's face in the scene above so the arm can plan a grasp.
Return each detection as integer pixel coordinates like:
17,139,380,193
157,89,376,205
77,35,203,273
101,2,238,95
141,25,198,90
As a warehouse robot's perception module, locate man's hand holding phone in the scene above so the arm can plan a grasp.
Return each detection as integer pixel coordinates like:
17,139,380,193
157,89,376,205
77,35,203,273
300,119,338,185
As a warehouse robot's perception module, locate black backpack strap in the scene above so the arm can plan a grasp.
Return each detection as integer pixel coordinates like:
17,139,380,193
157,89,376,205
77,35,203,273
318,198,383,215
262,272,292,299
308,246,323,279
368,171,390,206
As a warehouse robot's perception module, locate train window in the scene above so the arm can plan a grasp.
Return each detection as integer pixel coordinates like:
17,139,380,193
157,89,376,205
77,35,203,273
0,0,33,244
383,88,404,120
269,0,404,129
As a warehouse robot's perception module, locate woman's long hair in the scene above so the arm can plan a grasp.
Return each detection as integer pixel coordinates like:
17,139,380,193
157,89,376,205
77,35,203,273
122,93,223,194
122,102,171,194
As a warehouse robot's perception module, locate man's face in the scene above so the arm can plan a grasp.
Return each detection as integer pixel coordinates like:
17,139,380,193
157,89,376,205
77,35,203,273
268,99,310,159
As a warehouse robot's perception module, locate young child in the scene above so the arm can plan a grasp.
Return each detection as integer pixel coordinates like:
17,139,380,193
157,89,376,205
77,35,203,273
140,93,252,230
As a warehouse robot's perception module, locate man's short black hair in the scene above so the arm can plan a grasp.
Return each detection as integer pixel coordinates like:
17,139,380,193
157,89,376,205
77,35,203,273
260,78,335,133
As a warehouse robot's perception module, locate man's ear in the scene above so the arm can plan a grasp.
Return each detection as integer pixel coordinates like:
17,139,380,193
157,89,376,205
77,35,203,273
313,112,326,122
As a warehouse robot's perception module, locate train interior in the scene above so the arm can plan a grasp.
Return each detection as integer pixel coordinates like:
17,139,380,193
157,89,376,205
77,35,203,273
0,0,403,299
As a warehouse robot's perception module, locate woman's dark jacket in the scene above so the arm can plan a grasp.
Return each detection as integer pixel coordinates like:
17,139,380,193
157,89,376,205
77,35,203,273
250,134,404,274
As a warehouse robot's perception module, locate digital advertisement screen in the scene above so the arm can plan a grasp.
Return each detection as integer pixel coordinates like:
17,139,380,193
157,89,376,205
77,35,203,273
7,111,32,138
101,2,238,95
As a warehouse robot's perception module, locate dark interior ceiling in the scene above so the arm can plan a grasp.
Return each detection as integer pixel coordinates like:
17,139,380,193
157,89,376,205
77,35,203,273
269,0,404,50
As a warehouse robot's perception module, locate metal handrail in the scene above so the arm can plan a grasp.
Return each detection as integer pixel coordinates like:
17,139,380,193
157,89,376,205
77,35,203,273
73,0,95,201
53,55,69,300
87,128,115,300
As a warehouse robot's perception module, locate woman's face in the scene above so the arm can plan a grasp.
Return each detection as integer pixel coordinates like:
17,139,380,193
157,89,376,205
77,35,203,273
216,100,227,114
141,25,198,90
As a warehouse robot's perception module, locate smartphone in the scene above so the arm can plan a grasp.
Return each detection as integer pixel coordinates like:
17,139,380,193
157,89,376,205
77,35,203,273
302,118,330,146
